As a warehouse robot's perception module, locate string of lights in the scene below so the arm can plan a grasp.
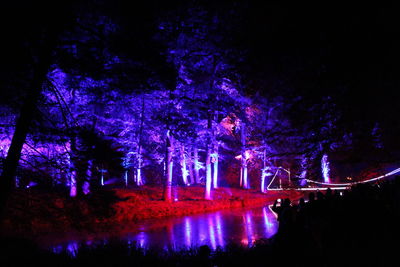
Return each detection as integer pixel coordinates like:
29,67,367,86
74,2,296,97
305,167,400,187
266,167,400,191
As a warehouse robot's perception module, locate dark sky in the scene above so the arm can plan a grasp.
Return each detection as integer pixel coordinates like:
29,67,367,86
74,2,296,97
2,0,399,122
237,2,400,131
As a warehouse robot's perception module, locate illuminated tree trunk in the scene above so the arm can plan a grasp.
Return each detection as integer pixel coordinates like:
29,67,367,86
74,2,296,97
136,96,145,186
321,153,330,183
82,159,92,195
205,113,213,199
261,170,267,193
180,145,189,185
212,143,219,189
69,138,79,197
187,146,194,185
69,170,77,197
260,148,267,192
68,152,77,197
100,168,105,186
193,146,200,184
136,149,143,186
241,122,249,189
300,156,308,179
124,169,128,187
164,130,174,202
205,145,212,199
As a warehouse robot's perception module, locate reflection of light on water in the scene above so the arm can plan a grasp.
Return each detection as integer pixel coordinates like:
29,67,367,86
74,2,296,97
52,245,63,254
208,216,217,250
268,205,278,219
263,206,278,237
49,206,279,254
241,211,255,247
168,224,178,250
246,211,255,245
67,241,79,257
127,240,132,252
184,217,192,247
199,218,207,243
137,232,147,248
215,212,224,247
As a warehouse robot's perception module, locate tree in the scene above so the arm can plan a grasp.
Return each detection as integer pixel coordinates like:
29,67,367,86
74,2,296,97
0,0,79,215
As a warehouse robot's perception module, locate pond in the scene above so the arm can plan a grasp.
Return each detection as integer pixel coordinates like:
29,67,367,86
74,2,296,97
46,204,279,256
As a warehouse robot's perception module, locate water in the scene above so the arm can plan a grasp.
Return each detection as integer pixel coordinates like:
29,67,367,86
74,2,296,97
47,205,278,256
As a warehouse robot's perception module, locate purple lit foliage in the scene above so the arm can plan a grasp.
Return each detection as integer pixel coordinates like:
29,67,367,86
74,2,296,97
3,0,393,205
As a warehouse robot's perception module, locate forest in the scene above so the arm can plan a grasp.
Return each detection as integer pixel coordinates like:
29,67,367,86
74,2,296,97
1,0,399,208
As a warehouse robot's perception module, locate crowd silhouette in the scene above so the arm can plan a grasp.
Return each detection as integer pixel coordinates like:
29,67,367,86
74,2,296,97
271,177,400,266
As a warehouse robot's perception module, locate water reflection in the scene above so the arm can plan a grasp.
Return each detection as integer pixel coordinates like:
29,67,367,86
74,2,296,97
66,241,78,257
50,205,279,255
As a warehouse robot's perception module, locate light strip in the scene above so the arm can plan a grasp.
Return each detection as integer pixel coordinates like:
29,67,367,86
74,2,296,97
267,186,348,191
305,167,400,187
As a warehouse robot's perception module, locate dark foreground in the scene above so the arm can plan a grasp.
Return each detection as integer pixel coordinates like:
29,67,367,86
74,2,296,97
2,178,400,266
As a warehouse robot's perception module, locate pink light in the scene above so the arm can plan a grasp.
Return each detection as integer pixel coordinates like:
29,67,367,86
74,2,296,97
235,150,252,160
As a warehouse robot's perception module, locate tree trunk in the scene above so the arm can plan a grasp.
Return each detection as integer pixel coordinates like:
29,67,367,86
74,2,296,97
212,143,219,189
136,148,143,186
82,159,92,195
67,149,77,197
136,96,145,186
193,146,200,184
0,56,52,216
164,130,174,202
300,156,308,179
260,148,266,192
100,164,105,186
321,153,330,183
180,145,189,185
68,137,79,197
187,146,194,185
205,112,213,199
241,122,249,189
261,170,267,193
124,170,128,187
205,145,212,200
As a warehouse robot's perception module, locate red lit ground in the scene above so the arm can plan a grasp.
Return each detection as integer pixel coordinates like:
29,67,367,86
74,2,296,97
1,186,303,235
112,186,302,222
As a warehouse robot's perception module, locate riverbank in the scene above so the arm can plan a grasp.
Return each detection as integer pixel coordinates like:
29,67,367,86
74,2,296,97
1,186,303,236
112,186,302,221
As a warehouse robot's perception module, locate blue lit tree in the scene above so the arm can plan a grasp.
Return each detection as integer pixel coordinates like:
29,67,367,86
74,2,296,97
157,4,250,198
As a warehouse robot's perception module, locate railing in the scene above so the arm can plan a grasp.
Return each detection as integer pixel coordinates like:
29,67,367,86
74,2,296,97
266,167,400,191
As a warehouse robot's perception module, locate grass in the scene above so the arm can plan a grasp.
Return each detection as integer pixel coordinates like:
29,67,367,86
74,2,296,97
1,185,302,235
